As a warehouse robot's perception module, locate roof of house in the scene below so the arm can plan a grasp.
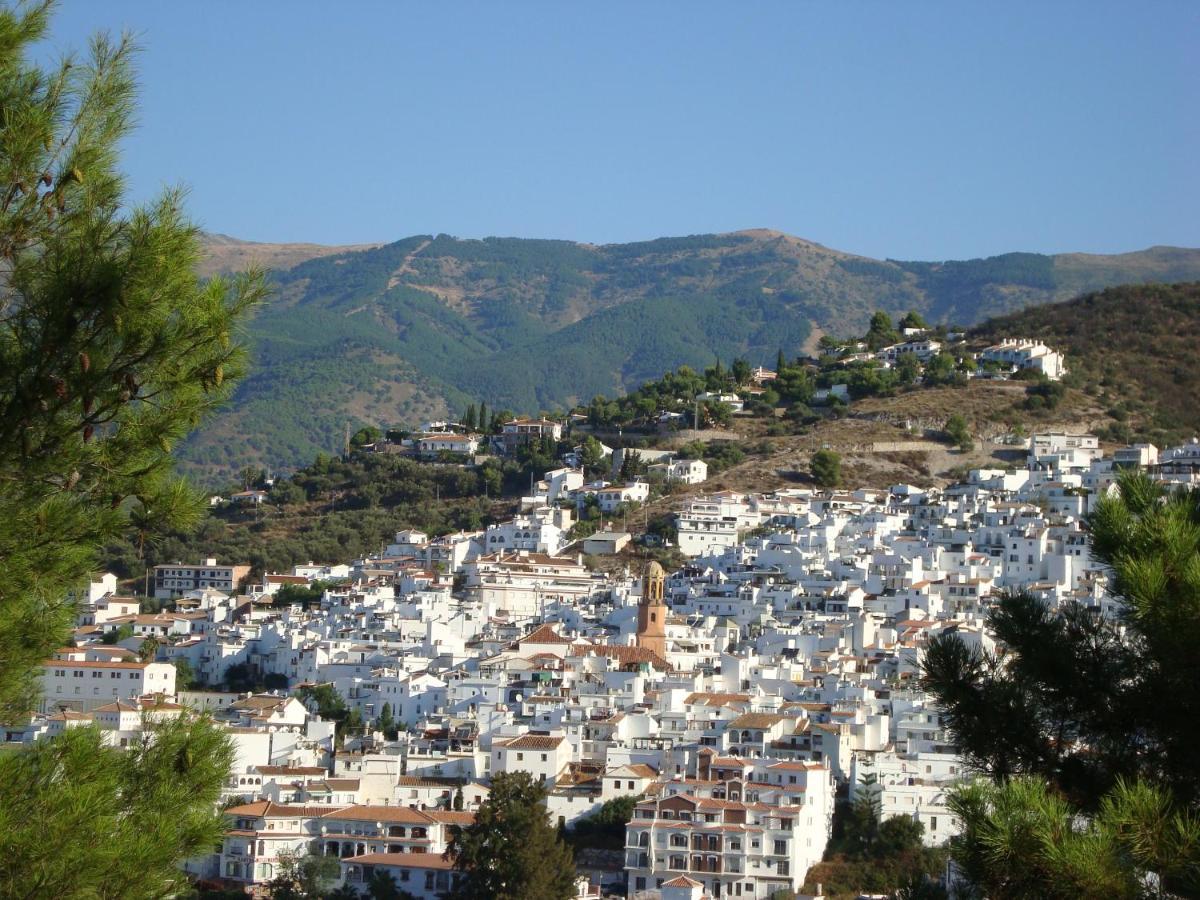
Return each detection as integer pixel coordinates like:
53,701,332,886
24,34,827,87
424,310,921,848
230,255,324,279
518,624,572,645
323,805,434,824
256,765,328,777
345,852,456,870
44,659,150,670
224,800,336,818
684,692,751,708
727,712,792,730
578,644,671,671
497,734,566,751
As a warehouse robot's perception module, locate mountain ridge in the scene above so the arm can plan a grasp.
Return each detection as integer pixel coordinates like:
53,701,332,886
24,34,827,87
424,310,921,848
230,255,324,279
183,230,1200,480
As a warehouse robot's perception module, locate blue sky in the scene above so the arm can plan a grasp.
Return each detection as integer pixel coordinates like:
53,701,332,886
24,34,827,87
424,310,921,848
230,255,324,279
46,1,1199,259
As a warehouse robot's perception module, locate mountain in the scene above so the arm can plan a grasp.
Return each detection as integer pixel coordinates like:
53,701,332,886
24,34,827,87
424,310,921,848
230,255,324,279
180,230,1200,480
973,281,1200,445
196,233,382,279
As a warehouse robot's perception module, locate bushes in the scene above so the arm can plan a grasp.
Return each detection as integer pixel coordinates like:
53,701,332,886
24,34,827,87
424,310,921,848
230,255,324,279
568,796,639,850
1023,379,1065,411
943,415,974,452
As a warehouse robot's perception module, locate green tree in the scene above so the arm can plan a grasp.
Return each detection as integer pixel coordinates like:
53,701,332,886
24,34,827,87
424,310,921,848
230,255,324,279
263,849,341,899
137,635,159,662
836,773,882,857
923,351,962,387
731,357,752,385
1023,378,1065,410
270,479,306,506
377,701,396,739
894,353,922,386
0,713,234,897
365,868,419,900
0,0,265,720
876,815,925,857
898,310,928,330
924,472,1200,808
101,621,134,644
947,777,1200,899
447,771,576,900
263,671,289,691
223,661,257,694
923,471,1200,894
273,581,327,609
462,403,477,432
810,449,841,488
569,795,639,849
618,448,642,482
866,310,900,351
578,435,605,473
350,426,382,448
237,466,266,490
944,414,973,452
296,682,363,745
172,657,199,690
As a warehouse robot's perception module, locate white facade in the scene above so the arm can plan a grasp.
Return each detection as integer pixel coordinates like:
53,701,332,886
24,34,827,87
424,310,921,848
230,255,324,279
153,558,249,599
40,659,176,713
980,338,1066,380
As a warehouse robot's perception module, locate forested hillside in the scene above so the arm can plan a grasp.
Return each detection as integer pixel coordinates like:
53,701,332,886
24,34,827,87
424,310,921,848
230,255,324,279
973,281,1200,446
180,230,1200,479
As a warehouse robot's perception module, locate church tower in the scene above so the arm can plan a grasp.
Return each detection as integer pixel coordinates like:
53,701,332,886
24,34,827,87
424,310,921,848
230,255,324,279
636,561,668,659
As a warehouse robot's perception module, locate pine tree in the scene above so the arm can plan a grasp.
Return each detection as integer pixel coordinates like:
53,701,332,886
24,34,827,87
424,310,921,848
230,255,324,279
447,772,576,900
924,471,1200,808
0,4,263,893
947,777,1200,898
810,449,841,488
619,449,641,482
462,404,477,432
0,1,265,718
924,471,1200,894
477,401,487,435
865,310,900,351
378,701,396,739
777,347,786,372
0,713,236,896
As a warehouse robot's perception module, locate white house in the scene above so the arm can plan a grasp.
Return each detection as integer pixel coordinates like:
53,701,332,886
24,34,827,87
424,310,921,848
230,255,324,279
650,459,708,485
40,659,177,713
979,338,1066,380
491,731,572,784
415,432,480,458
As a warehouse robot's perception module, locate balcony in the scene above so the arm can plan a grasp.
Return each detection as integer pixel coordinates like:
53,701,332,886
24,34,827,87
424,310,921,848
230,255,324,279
689,856,722,874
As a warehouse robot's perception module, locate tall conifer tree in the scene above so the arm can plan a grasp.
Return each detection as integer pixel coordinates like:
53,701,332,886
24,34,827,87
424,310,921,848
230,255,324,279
0,2,264,893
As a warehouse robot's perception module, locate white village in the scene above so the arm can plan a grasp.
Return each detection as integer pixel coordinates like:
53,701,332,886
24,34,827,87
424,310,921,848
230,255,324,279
12,326,1198,899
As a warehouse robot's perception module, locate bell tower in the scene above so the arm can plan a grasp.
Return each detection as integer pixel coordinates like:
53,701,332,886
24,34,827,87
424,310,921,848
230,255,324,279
636,561,668,658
